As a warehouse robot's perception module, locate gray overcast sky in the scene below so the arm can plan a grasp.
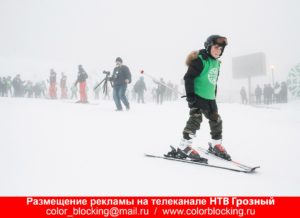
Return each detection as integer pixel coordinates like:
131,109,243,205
0,0,299,90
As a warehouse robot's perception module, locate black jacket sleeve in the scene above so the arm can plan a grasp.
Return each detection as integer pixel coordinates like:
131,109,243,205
183,58,203,95
124,66,132,83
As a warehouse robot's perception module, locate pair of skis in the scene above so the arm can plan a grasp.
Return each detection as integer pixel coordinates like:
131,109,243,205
145,145,260,173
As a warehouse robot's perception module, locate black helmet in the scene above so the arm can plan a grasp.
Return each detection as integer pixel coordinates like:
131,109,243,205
204,35,228,56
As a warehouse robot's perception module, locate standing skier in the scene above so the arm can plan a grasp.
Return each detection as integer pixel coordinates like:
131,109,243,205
60,72,68,99
134,76,147,104
49,69,57,99
74,65,88,103
166,35,231,162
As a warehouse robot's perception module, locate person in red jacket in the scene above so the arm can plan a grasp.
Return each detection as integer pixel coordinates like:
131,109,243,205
60,72,68,99
49,69,57,99
74,65,88,103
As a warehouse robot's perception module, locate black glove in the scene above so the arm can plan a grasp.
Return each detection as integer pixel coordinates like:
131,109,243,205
186,93,197,108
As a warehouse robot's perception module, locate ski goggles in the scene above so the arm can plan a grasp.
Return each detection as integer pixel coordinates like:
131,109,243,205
214,37,228,47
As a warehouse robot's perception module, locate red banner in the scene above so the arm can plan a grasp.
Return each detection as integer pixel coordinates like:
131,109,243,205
0,197,299,217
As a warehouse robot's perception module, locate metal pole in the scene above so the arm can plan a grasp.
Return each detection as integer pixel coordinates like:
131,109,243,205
139,71,185,96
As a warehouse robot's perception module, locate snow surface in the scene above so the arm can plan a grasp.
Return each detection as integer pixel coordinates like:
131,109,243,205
0,97,299,196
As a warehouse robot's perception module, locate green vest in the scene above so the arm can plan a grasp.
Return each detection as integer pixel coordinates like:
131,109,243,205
194,55,221,100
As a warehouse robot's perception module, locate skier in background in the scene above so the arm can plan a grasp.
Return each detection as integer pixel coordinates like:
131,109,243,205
280,81,288,103
134,76,147,104
165,35,231,162
60,72,68,99
240,86,248,104
153,78,166,104
49,69,57,99
254,85,262,104
12,74,24,97
74,65,88,103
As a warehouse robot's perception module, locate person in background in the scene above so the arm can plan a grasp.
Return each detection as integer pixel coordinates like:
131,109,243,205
60,73,68,99
240,86,248,104
49,69,57,99
111,57,132,111
74,65,88,103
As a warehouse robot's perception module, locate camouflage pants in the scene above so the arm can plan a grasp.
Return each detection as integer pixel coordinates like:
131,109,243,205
183,108,222,140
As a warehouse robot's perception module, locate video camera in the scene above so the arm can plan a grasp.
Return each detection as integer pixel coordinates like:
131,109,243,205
103,71,110,75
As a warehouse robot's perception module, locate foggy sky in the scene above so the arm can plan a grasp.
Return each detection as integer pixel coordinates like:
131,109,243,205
0,0,299,91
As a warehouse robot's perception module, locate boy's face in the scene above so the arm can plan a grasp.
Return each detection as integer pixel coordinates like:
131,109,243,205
210,44,223,59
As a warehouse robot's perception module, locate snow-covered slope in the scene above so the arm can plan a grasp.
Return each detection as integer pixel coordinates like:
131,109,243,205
0,98,299,196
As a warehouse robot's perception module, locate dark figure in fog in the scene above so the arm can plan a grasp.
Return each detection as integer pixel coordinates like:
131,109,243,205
154,78,166,104
60,73,68,99
12,74,24,97
24,81,34,98
134,76,147,104
254,85,262,104
6,76,13,97
263,84,273,105
1,77,9,97
240,86,248,104
280,82,288,103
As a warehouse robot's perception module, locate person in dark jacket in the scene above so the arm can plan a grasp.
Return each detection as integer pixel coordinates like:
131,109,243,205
153,78,166,104
12,74,24,97
240,86,248,104
165,35,231,162
254,85,262,104
280,81,288,103
111,57,131,111
134,76,147,104
74,65,88,103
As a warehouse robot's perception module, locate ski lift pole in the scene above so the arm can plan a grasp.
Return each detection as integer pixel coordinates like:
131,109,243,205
139,70,186,97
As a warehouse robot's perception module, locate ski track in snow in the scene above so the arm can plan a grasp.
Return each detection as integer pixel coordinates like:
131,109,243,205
0,97,299,196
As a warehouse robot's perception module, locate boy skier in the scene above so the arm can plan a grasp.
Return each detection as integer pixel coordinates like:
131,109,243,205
166,35,231,162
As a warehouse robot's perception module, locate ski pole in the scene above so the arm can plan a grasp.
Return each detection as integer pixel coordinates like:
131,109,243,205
138,70,186,97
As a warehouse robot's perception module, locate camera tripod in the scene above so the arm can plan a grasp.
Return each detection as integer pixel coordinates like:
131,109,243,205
94,73,112,97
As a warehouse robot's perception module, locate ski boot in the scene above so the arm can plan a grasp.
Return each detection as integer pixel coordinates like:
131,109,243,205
164,145,207,163
170,133,207,163
177,146,208,163
208,140,231,161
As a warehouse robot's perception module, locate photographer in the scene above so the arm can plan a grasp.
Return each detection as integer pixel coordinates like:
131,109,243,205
111,57,131,111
